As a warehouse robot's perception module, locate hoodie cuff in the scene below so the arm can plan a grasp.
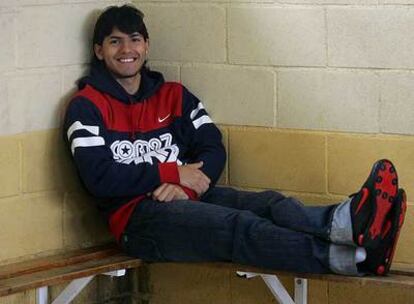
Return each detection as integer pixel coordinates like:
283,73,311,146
158,162,180,184
180,186,198,201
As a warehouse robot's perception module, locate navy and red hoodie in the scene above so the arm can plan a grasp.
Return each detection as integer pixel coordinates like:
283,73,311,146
63,62,226,242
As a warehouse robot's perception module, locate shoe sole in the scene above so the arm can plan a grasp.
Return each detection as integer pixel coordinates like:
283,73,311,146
356,159,398,247
376,189,407,275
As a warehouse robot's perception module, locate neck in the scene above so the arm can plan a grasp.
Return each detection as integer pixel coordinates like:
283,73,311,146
116,74,141,95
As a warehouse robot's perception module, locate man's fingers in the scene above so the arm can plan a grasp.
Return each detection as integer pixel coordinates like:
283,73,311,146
154,184,189,202
153,183,176,201
153,183,168,197
187,161,203,169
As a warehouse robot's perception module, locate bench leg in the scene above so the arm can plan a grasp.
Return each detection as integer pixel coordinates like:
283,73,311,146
44,268,127,304
37,286,48,304
51,276,94,304
236,272,308,304
294,278,307,304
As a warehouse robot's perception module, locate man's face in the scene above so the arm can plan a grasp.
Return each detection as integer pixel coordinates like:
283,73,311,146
94,28,149,79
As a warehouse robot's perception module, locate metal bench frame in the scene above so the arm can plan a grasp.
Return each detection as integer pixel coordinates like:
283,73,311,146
36,270,126,304
237,271,307,304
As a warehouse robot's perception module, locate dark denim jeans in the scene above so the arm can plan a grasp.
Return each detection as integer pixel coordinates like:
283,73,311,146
121,186,338,274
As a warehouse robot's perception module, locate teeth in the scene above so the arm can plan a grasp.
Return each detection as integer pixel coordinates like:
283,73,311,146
119,58,134,63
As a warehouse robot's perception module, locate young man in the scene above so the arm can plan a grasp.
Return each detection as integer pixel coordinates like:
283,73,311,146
64,5,407,276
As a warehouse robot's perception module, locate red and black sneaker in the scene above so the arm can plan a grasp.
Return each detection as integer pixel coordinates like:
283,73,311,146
359,189,407,275
350,159,398,248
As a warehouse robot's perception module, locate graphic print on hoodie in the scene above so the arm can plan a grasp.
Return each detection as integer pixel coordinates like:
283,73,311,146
63,62,226,241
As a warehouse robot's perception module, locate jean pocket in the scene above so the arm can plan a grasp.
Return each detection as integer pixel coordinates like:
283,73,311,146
122,234,165,261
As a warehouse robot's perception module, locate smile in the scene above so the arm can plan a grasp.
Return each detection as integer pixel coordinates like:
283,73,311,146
118,58,136,63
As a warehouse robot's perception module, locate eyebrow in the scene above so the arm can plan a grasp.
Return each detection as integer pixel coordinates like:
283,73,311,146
108,33,142,39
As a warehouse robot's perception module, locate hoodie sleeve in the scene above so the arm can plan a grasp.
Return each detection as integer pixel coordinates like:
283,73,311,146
64,97,179,198
181,87,226,185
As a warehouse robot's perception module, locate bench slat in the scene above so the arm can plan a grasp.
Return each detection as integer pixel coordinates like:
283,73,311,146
0,254,141,297
0,244,120,280
202,263,414,288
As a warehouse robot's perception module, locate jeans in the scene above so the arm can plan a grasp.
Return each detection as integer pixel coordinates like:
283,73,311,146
120,186,356,274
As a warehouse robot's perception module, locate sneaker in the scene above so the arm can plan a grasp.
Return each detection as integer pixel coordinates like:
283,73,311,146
350,159,398,247
360,189,407,275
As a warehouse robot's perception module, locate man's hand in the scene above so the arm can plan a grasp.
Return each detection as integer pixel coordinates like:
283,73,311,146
178,162,210,196
152,183,189,202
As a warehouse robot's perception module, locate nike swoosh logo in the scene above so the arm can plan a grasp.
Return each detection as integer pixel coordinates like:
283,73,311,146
158,114,171,123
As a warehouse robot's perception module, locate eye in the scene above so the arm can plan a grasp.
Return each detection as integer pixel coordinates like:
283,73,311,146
131,37,142,43
109,39,120,45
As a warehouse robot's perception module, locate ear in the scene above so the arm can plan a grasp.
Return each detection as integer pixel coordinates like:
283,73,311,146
94,44,104,60
145,39,150,55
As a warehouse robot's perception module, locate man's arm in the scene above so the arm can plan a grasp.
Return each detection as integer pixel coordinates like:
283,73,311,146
180,87,226,191
64,98,178,198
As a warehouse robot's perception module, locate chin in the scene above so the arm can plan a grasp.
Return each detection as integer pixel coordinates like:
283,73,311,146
115,70,140,79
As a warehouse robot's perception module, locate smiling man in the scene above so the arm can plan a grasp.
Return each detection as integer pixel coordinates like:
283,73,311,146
63,5,407,277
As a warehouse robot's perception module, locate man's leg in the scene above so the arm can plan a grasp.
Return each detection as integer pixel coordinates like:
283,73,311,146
201,187,335,241
121,198,333,274
200,159,406,275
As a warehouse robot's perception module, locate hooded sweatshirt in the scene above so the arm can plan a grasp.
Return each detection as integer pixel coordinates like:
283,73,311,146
63,62,226,241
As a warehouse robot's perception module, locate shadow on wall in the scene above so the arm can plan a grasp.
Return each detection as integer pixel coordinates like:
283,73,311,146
56,8,114,249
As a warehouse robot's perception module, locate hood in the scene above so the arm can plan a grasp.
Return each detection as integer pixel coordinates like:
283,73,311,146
78,61,165,103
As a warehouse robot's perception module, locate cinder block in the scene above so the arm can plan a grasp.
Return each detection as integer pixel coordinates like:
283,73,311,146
0,136,20,198
278,69,379,133
62,65,88,96
182,65,275,126
148,263,231,304
279,0,376,3
380,72,414,135
308,279,329,304
16,3,103,67
282,191,347,206
231,274,292,304
0,291,35,304
328,8,414,68
63,192,113,248
229,128,326,193
148,62,180,82
229,7,325,66
394,203,414,264
0,1,60,6
22,129,82,193
0,13,15,72
138,4,226,62
382,0,414,4
0,192,63,260
0,78,7,136
5,70,63,134
328,281,414,304
328,134,414,195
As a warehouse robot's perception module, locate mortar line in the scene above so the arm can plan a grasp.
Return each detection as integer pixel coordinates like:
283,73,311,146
274,68,278,128
225,3,230,64
324,7,329,67
325,133,329,195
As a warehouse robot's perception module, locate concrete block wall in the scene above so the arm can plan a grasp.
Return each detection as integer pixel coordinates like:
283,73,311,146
135,0,414,303
0,1,131,303
0,0,413,303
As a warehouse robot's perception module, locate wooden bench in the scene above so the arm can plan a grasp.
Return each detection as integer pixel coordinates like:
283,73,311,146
1,244,413,304
0,244,141,304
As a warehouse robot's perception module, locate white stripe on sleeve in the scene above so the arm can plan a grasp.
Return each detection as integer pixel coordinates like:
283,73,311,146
71,136,105,155
192,115,213,130
67,121,100,140
190,102,205,120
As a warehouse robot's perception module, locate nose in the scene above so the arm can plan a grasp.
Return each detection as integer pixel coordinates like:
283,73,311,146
120,40,132,53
